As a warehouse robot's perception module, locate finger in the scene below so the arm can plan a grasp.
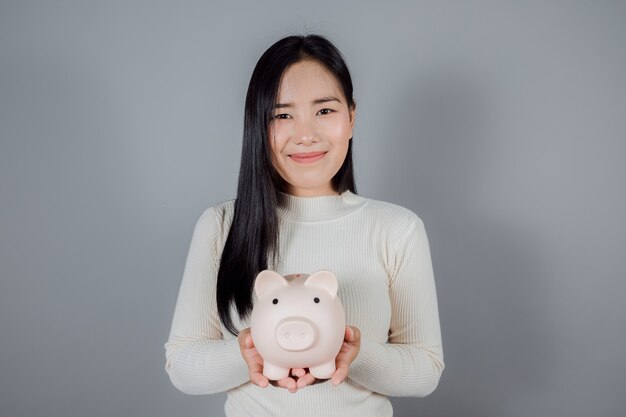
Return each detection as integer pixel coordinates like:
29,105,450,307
250,359,264,373
245,334,254,348
276,377,298,393
291,368,306,378
296,372,317,389
351,326,361,341
331,366,348,386
346,326,360,344
250,372,269,388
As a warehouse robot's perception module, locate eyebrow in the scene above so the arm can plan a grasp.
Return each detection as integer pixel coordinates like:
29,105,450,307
275,96,342,109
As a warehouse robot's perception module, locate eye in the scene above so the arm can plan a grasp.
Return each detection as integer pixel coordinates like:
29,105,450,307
272,298,279,305
314,297,320,303
273,113,291,120
317,108,333,115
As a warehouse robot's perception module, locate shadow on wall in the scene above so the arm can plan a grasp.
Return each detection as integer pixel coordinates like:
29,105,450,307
381,70,558,417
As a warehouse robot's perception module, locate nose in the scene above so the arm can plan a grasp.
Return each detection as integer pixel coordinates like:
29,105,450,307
275,318,316,352
293,117,318,145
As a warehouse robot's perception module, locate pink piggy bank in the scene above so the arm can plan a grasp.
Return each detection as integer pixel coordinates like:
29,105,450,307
250,269,346,381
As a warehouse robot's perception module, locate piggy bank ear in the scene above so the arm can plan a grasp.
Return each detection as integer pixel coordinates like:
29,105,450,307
254,270,288,299
304,270,338,298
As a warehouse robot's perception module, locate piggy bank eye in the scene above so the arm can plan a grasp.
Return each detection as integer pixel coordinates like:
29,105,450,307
272,298,278,305
314,297,320,303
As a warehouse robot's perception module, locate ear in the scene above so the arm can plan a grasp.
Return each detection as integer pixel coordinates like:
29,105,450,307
304,270,338,298
349,104,356,133
254,270,288,299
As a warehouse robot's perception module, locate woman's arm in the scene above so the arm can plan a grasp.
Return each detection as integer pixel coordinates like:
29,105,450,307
164,207,249,395
348,214,445,397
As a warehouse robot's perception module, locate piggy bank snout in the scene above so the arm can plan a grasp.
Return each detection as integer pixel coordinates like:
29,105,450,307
275,318,316,352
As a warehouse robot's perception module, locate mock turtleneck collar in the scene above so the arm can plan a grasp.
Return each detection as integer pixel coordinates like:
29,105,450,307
276,190,368,222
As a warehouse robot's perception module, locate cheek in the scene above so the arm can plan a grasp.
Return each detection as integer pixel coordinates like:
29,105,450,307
323,115,352,141
268,123,289,154
267,127,280,160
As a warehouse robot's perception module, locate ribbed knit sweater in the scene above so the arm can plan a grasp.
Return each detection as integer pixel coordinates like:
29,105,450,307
164,190,444,417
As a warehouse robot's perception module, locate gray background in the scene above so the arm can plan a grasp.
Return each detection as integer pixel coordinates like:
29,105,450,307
1,1,625,416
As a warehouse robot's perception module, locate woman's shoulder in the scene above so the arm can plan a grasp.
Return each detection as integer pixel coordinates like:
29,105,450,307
357,194,429,254
202,197,236,220
358,193,424,229
192,197,236,239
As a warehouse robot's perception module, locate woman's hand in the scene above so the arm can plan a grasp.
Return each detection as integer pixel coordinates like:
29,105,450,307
293,325,362,389
237,327,300,393
331,325,361,385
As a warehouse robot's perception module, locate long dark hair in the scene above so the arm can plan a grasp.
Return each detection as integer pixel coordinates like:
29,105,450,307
216,34,357,336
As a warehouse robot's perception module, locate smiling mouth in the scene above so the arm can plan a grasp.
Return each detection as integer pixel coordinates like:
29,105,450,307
289,151,327,163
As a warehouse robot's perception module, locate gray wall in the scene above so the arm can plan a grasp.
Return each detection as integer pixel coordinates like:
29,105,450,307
1,1,625,416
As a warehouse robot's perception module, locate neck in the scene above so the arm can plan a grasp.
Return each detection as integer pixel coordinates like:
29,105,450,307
276,190,368,222
284,185,340,197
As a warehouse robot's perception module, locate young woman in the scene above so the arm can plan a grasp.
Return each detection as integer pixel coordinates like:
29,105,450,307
164,34,444,417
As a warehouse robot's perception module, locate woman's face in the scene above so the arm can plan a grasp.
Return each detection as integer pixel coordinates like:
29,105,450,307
268,59,355,197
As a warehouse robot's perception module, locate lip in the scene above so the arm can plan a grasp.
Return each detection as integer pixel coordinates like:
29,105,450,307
289,151,327,163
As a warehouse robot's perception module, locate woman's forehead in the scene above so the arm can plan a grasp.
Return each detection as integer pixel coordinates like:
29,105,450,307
276,60,344,104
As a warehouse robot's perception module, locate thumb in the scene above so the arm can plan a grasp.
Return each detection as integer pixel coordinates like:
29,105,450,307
245,334,253,348
346,326,354,341
347,326,360,342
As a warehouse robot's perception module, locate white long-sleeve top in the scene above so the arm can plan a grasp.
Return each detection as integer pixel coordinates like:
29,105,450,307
164,190,444,417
